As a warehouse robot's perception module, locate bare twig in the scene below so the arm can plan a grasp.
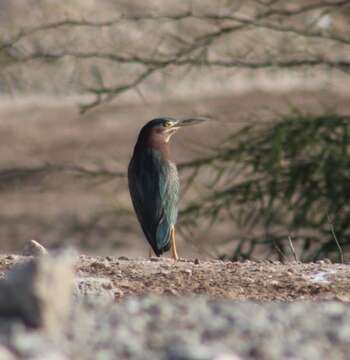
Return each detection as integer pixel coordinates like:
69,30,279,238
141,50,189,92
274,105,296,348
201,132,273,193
273,242,287,261
0,164,125,190
288,235,298,262
327,213,344,263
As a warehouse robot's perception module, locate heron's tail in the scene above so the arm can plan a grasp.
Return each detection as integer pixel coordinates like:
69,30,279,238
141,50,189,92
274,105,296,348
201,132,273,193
152,221,171,256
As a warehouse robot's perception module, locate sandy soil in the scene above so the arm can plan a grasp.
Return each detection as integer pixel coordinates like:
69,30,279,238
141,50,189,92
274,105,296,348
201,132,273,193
1,255,349,302
77,257,350,301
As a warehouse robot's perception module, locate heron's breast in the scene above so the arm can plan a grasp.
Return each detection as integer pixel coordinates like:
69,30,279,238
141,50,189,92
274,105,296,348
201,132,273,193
163,161,179,183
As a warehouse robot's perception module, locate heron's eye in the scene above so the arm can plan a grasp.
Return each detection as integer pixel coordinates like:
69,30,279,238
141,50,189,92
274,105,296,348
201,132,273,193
163,121,172,128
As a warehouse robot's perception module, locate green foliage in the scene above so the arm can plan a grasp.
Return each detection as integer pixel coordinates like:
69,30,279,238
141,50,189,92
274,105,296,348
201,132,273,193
181,113,350,261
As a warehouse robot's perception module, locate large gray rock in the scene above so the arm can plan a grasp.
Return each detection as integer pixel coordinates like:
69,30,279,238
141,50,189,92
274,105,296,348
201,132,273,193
0,249,75,335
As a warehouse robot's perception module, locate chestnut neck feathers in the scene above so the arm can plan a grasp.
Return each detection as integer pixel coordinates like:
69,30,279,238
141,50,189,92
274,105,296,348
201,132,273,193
133,124,171,160
147,135,170,159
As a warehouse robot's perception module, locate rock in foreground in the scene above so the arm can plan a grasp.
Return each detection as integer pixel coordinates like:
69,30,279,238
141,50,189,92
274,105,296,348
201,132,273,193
0,250,75,334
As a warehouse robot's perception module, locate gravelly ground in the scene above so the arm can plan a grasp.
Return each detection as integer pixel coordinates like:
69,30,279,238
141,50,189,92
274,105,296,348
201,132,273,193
1,255,350,359
2,255,350,301
76,256,350,302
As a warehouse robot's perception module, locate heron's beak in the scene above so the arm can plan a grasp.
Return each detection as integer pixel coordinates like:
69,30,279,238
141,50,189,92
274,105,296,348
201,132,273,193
175,117,208,127
163,117,207,142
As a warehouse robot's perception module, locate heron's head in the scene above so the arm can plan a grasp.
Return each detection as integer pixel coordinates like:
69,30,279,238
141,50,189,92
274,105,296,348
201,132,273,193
136,117,207,149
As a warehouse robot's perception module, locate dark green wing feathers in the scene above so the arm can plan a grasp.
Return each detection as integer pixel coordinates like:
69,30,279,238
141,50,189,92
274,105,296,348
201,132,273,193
128,149,179,256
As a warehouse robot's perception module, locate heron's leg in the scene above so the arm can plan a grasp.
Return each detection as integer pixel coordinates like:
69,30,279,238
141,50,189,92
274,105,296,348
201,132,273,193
148,247,154,257
171,227,179,260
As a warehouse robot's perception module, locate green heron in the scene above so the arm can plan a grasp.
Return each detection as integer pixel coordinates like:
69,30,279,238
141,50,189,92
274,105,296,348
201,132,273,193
128,117,206,260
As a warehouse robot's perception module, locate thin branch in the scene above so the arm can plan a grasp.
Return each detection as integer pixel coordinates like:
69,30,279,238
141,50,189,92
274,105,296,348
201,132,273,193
273,242,287,261
288,234,298,262
21,50,345,112
0,164,125,189
2,0,349,50
65,164,125,178
327,213,344,263
80,67,156,113
14,49,350,69
1,0,350,113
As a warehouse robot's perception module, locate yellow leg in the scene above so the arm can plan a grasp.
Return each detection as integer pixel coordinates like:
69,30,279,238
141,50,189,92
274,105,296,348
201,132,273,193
171,227,179,260
149,247,153,258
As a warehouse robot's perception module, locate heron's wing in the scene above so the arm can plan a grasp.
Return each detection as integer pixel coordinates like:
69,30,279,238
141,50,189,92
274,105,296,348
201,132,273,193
128,150,179,255
157,161,179,244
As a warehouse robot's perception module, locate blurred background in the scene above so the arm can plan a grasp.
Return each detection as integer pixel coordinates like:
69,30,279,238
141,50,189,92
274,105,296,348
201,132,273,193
1,0,350,260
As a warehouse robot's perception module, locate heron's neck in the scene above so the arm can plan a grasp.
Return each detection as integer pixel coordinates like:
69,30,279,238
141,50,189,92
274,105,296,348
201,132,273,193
146,137,170,160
